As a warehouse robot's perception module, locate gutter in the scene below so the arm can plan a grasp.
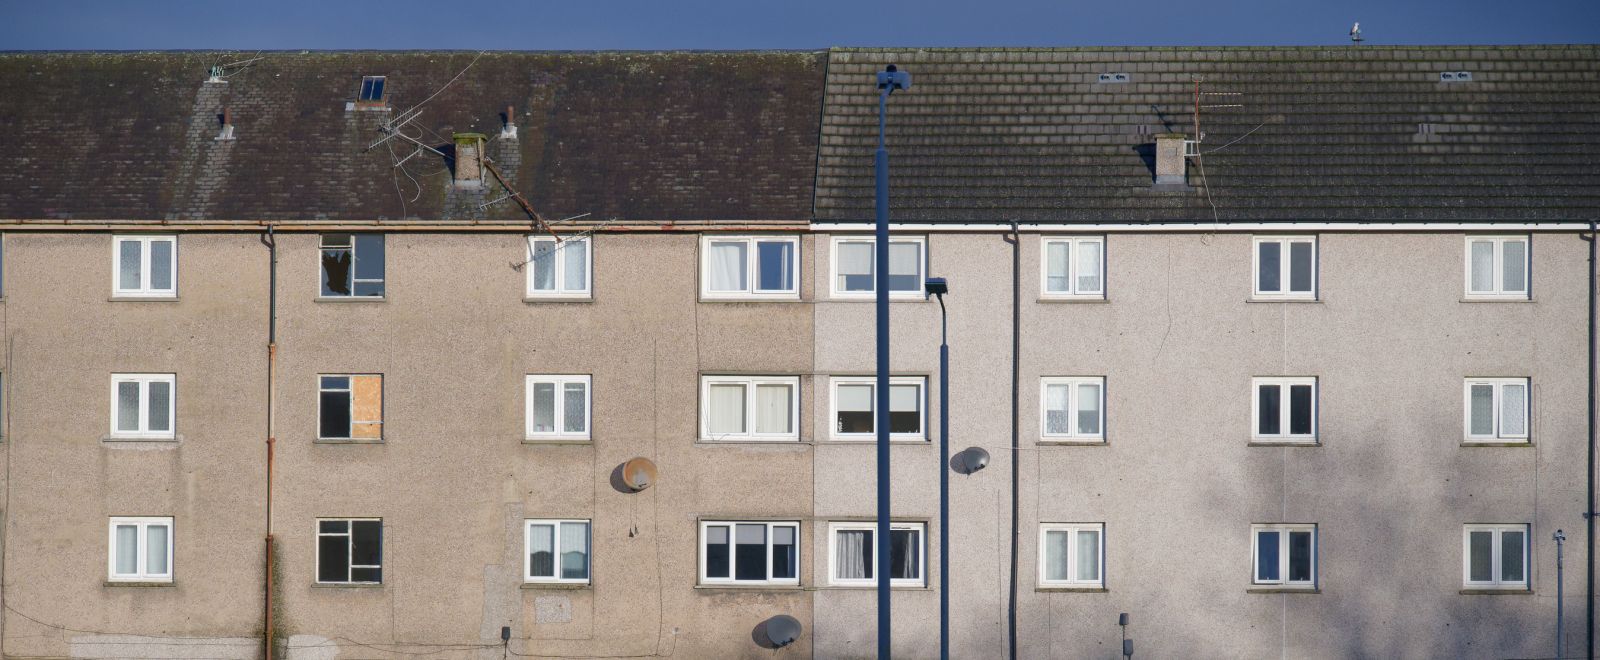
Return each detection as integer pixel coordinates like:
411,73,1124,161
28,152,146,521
0,219,809,232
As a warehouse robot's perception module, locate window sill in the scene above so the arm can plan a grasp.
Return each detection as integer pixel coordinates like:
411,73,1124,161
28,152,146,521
696,438,809,445
315,438,385,445
1460,297,1533,303
315,296,387,303
524,296,594,304
105,580,174,587
1460,587,1533,595
1248,440,1321,447
311,582,383,589
1247,587,1320,594
693,584,803,592
1246,297,1320,304
820,584,930,591
827,296,929,303
1036,586,1107,593
102,435,180,443
1037,296,1109,304
1461,440,1533,447
523,438,593,445
1038,439,1107,446
699,296,804,304
828,437,930,444
109,296,180,302
521,582,592,590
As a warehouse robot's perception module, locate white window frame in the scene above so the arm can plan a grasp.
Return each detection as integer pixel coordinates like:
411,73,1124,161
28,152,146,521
109,373,176,439
525,375,592,440
525,236,592,299
1463,377,1530,443
107,516,173,582
524,519,592,584
1039,376,1106,442
1251,235,1317,300
1038,522,1105,588
112,235,178,298
315,518,383,585
698,375,800,441
1251,523,1317,587
1251,377,1318,442
699,235,801,300
1464,235,1531,299
698,520,801,586
829,376,927,441
1462,524,1530,589
827,521,927,587
829,235,928,300
1039,236,1106,299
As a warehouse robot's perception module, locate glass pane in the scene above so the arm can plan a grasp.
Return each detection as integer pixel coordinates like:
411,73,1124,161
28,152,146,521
1288,531,1312,582
889,384,920,434
1077,241,1102,293
560,522,589,580
1044,531,1070,581
529,524,554,577
531,240,556,291
836,384,873,434
836,530,871,579
320,391,351,438
117,381,140,432
319,520,348,534
890,529,919,580
118,240,141,290
1501,531,1525,582
1289,384,1312,435
1469,384,1494,436
1256,531,1280,581
707,384,746,436
704,526,729,578
115,525,138,574
350,567,381,582
771,526,797,580
1257,242,1281,293
1289,242,1312,292
1500,383,1526,437
734,524,766,581
353,235,385,291
1076,383,1101,436
1470,241,1494,292
888,242,921,291
530,382,555,433
369,78,384,100
1257,385,1281,435
563,240,588,292
838,242,874,292
1044,384,1071,434
1045,242,1070,292
149,240,173,291
1469,531,1493,582
351,521,382,567
1502,240,1527,293
146,381,171,432
321,376,349,390
318,535,349,582
754,384,792,434
146,525,168,575
756,241,795,292
562,383,587,434
1075,530,1099,582
707,241,748,292
320,247,352,296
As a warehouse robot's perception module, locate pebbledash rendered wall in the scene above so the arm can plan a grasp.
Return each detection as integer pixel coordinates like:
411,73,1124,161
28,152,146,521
0,227,1592,659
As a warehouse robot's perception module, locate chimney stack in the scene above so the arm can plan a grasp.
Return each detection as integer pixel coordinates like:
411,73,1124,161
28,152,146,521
215,106,236,141
452,133,487,188
500,105,518,140
1154,133,1187,185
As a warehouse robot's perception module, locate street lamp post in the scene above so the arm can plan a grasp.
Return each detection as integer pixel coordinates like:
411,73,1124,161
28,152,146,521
926,277,950,660
874,63,910,660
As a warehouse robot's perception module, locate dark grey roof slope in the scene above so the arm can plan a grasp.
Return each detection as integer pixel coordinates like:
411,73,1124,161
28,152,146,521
0,51,825,222
816,46,1600,223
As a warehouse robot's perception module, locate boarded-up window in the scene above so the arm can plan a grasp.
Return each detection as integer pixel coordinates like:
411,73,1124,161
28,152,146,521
319,374,383,440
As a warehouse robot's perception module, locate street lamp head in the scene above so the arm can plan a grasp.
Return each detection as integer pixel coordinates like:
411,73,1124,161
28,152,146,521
925,277,948,298
877,64,911,91
1554,529,1567,542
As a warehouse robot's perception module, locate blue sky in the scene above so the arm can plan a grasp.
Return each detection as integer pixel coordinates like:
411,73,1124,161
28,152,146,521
1,0,1595,50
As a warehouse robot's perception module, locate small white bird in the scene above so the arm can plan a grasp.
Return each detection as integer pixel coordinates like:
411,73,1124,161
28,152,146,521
1350,22,1364,43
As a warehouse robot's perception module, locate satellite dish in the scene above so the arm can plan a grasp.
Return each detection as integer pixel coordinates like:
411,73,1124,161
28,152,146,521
953,447,991,475
764,614,802,648
621,457,657,491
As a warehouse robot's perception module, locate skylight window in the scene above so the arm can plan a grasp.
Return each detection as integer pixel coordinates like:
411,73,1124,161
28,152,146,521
358,76,387,103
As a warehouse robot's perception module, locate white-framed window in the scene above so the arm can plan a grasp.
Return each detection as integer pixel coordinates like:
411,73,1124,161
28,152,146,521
526,236,591,299
110,373,175,439
830,376,926,440
526,375,591,440
1040,377,1105,441
1465,236,1530,299
525,519,591,584
1252,377,1317,442
1464,378,1529,442
699,520,799,586
357,75,387,104
701,235,799,299
1463,524,1529,589
699,375,799,441
320,234,385,298
830,236,926,299
1040,236,1105,298
1252,524,1316,587
113,235,177,297
318,374,383,440
828,522,925,586
1039,523,1104,587
1252,236,1316,299
316,518,382,584
108,517,173,582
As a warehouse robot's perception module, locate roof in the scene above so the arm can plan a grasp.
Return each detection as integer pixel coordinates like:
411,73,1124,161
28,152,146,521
816,46,1600,223
0,51,826,222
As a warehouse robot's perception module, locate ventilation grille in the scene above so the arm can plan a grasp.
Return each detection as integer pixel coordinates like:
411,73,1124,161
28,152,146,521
1097,72,1131,83
1439,71,1473,82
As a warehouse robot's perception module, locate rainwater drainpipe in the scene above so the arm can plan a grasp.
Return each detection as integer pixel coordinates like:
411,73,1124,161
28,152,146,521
262,226,278,660
1585,220,1596,660
1006,220,1020,660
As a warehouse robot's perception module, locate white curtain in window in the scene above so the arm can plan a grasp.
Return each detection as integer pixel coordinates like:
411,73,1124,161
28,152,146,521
531,383,556,433
150,240,174,291
531,241,556,291
839,384,873,413
889,384,918,413
1044,531,1070,581
754,384,792,434
147,381,171,432
1076,383,1101,435
529,524,554,576
1074,530,1098,581
115,525,138,574
1046,242,1070,292
1469,241,1494,292
893,530,919,579
146,525,168,575
1044,384,1071,434
560,522,588,579
836,530,869,579
1502,241,1527,292
1076,241,1101,293
708,384,747,435
563,240,588,291
1469,384,1494,435
889,242,920,285
708,242,748,291
118,240,141,290
117,382,140,432
1500,382,1526,436
838,242,873,289
562,383,587,433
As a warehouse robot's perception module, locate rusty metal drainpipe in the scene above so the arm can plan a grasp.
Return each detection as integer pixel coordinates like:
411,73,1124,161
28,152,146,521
262,226,278,660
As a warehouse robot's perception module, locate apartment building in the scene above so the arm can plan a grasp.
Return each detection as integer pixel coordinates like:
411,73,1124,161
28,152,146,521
0,45,1596,660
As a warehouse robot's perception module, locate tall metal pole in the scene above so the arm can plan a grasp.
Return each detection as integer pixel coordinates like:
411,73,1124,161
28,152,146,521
1587,220,1597,660
875,79,893,660
938,294,950,660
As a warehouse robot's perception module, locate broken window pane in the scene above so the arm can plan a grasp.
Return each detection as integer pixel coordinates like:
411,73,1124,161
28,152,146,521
320,244,352,297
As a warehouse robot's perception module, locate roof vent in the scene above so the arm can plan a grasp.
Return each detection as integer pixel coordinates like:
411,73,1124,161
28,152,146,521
1098,72,1131,83
452,133,487,189
1154,133,1187,186
1439,71,1473,82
